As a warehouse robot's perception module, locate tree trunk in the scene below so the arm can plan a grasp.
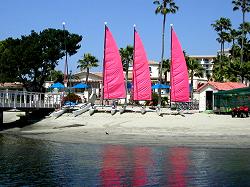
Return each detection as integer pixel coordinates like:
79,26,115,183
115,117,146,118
125,60,129,105
158,13,166,107
164,71,167,84
86,68,89,85
222,40,225,57
220,41,223,62
240,9,245,83
191,70,194,100
232,39,235,59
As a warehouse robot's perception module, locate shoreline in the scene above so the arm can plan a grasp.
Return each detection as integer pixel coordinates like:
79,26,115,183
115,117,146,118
1,111,250,148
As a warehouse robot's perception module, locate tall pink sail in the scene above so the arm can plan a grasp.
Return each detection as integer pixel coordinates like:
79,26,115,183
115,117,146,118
103,25,126,99
170,27,189,102
132,28,152,101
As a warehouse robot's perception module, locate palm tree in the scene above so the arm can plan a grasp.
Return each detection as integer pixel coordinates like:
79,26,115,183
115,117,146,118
162,59,170,84
77,53,99,86
186,57,204,100
46,70,64,83
238,22,250,61
212,56,239,82
153,0,178,107
211,17,232,58
230,29,240,46
229,29,240,58
229,57,250,81
232,0,250,71
119,45,133,105
119,45,133,82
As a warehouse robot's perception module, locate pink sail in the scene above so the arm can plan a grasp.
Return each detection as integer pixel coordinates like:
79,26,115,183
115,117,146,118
103,26,126,99
132,29,152,101
170,28,189,102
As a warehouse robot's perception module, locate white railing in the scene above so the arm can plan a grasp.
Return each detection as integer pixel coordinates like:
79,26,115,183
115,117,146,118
0,90,63,109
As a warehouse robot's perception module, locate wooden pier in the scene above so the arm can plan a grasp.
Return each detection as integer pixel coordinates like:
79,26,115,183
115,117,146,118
0,90,63,125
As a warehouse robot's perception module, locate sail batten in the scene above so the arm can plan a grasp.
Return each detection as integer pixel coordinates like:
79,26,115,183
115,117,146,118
132,29,152,101
103,26,126,99
170,27,189,102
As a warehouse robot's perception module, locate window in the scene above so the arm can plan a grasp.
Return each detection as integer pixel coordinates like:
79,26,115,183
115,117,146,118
204,58,209,63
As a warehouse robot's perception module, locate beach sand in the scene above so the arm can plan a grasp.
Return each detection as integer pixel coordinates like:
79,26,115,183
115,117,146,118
2,110,250,148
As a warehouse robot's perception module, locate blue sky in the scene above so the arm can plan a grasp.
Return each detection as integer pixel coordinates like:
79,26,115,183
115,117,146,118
0,0,248,73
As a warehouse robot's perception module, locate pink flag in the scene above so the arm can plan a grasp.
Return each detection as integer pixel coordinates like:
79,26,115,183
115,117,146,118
103,26,126,99
170,28,190,102
132,29,152,101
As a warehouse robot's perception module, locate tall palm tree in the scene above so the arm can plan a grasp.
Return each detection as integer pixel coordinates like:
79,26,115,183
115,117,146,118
77,53,99,86
153,0,178,107
232,0,250,71
186,57,204,100
229,29,240,58
239,22,250,60
211,17,232,58
230,29,240,46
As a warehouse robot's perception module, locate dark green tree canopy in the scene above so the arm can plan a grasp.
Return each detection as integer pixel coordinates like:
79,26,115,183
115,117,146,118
45,70,64,83
0,28,82,92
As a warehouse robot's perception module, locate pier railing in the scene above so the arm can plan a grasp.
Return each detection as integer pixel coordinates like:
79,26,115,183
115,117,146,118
0,90,63,109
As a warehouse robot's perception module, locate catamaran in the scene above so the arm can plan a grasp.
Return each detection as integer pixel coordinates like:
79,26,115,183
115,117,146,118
131,25,152,114
170,25,190,103
156,25,189,116
90,23,126,115
88,24,189,116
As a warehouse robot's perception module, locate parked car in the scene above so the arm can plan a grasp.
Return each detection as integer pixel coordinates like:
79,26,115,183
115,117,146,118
231,106,249,118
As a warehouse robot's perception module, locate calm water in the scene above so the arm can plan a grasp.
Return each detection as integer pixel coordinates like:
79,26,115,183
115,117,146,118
0,134,250,186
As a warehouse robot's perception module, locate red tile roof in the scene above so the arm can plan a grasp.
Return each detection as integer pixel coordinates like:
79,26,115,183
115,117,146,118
196,81,247,92
0,82,23,88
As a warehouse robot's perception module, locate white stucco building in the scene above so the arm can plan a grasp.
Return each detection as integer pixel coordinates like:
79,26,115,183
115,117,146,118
196,81,246,112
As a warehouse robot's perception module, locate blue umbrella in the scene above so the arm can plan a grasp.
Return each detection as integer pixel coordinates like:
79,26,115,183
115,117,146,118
50,82,65,89
72,83,89,89
152,83,170,89
127,82,132,89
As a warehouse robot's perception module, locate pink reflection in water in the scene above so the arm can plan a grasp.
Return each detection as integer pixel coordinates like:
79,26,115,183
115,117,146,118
100,145,127,187
168,147,191,187
132,147,152,186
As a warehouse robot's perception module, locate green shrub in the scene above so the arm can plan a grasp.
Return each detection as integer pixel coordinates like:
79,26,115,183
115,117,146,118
161,96,169,106
63,93,81,103
145,93,168,106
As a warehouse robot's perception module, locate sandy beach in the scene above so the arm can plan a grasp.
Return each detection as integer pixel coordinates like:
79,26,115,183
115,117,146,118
1,110,250,148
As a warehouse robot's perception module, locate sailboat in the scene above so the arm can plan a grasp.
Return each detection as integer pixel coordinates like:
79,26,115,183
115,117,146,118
132,26,152,114
90,23,126,115
156,25,189,116
170,25,190,104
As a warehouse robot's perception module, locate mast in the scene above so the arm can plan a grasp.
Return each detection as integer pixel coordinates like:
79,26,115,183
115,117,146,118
132,24,136,101
62,22,68,87
170,24,173,108
101,22,107,106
